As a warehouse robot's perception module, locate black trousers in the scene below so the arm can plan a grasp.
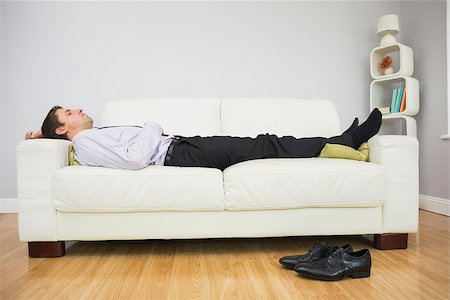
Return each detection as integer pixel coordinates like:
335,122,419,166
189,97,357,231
164,133,353,171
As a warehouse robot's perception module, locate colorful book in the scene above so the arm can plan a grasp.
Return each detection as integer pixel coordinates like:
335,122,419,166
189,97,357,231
400,88,406,112
391,88,398,113
394,88,400,113
396,88,404,113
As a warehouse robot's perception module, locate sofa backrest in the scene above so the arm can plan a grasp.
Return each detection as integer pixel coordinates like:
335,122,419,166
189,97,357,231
101,98,222,137
101,98,341,138
221,98,341,138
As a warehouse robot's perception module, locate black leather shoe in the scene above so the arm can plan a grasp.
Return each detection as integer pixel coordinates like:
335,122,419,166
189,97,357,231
294,247,371,281
279,241,352,270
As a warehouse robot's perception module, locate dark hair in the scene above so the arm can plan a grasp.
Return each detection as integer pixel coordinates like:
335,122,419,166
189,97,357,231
41,106,68,140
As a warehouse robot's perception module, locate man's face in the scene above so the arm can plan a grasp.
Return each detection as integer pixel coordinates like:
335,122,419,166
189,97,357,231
54,108,94,136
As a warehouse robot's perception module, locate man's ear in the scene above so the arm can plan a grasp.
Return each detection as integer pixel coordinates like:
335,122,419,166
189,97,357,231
55,127,67,136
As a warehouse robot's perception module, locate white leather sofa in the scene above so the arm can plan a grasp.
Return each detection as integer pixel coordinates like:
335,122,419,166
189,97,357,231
16,98,419,257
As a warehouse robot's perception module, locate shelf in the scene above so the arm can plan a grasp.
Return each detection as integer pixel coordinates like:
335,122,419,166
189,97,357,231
370,43,414,79
370,75,419,116
380,115,417,137
370,41,418,138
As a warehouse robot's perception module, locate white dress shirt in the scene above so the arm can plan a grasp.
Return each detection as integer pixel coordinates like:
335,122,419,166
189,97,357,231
72,121,175,170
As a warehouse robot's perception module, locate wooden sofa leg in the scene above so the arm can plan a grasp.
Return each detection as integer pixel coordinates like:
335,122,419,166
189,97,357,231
28,241,65,258
373,233,408,250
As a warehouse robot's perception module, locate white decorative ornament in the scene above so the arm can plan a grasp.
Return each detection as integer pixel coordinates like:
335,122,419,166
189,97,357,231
384,67,395,75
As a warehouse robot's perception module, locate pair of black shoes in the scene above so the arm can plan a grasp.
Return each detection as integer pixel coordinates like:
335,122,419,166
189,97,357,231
279,241,371,281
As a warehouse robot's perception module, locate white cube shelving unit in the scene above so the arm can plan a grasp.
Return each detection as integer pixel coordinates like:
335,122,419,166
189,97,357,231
369,42,419,137
370,43,414,79
381,115,417,137
370,75,419,116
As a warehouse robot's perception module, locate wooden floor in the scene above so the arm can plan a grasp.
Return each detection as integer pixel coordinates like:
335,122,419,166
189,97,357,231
0,210,449,299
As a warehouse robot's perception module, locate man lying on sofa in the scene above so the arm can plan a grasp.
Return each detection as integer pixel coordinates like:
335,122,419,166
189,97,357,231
25,106,382,171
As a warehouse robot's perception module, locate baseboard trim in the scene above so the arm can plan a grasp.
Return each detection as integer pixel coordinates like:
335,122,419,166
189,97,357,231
419,194,450,216
0,198,18,213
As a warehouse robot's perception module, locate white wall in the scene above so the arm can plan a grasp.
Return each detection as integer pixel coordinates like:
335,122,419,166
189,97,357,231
402,0,450,201
0,2,5,198
3,1,435,201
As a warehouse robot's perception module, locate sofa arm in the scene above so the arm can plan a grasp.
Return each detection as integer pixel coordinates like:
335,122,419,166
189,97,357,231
16,139,72,241
368,135,419,233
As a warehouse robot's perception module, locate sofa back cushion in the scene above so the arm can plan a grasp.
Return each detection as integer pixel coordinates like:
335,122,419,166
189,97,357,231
101,98,341,138
221,98,341,138
101,98,222,137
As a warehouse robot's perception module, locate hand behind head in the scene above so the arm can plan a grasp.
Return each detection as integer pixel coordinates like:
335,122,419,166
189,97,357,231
24,130,44,140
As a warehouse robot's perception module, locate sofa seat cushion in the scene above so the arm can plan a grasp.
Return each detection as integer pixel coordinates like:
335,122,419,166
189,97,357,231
223,158,385,211
53,166,225,212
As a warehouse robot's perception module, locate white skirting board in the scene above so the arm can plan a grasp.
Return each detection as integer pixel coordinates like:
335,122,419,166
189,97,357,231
419,194,450,216
0,198,19,213
1,196,449,216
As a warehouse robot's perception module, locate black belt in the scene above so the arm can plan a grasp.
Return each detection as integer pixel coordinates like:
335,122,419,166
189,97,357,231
164,137,181,164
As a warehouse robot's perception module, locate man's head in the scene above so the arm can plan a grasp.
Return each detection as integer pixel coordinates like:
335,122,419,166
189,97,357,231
41,106,94,140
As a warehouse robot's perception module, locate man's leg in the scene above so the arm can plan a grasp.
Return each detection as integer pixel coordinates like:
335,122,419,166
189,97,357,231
164,109,381,170
164,133,352,170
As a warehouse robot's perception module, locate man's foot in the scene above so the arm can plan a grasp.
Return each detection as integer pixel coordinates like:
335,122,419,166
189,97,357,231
343,118,359,134
350,109,382,148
